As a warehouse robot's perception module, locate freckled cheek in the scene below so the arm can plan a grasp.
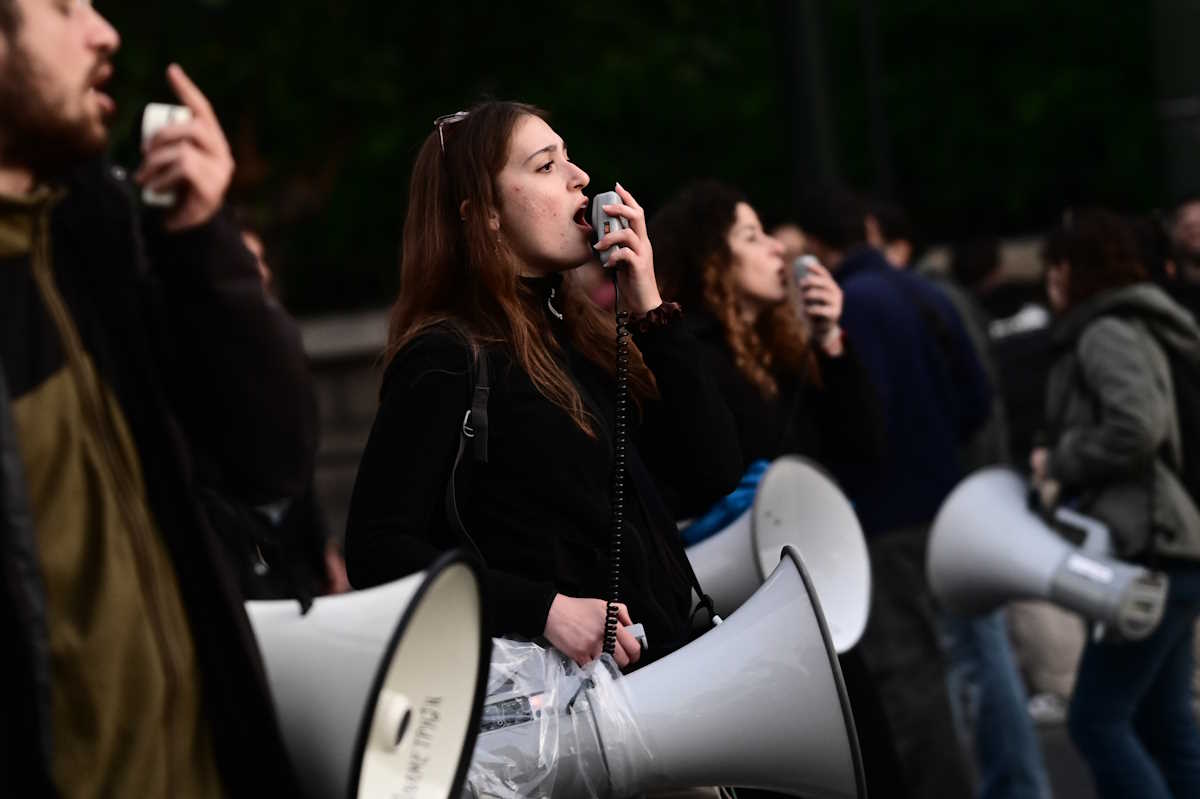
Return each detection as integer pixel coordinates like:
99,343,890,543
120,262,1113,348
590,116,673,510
530,197,570,244
535,196,561,222
511,192,556,222
509,193,573,250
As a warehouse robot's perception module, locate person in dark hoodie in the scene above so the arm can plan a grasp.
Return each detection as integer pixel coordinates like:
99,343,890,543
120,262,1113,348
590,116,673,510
344,102,742,673
869,207,1052,799
0,1,316,795
797,186,990,798
1033,209,1200,799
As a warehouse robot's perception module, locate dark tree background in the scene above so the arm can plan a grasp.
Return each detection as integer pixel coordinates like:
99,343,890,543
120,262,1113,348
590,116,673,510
100,1,1164,314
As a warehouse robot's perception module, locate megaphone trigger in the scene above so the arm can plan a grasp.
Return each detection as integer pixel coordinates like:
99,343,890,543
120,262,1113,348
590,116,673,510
624,623,648,652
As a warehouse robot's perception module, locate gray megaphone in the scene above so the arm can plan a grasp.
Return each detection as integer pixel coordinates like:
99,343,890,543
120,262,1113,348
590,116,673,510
686,456,871,652
928,467,1168,640
246,551,492,798
465,545,867,798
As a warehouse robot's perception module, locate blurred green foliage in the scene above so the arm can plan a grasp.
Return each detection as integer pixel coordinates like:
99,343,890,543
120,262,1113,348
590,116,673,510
824,1,1161,240
100,1,1162,313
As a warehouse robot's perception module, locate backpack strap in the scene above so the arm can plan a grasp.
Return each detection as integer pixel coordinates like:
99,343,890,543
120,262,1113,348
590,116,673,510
444,343,490,565
466,353,491,464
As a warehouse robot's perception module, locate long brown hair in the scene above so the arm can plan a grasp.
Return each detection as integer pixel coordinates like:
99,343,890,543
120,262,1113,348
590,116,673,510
651,179,819,398
386,101,655,435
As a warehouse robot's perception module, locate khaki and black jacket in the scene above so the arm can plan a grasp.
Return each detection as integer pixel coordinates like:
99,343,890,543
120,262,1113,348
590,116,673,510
0,160,316,796
1046,283,1200,563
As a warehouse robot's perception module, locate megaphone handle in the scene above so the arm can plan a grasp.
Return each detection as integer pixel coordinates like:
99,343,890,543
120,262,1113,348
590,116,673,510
1053,506,1112,554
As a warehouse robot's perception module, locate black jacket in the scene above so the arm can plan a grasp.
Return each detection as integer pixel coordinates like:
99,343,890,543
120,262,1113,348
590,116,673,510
678,310,885,498
345,276,743,659
0,160,316,796
835,248,993,534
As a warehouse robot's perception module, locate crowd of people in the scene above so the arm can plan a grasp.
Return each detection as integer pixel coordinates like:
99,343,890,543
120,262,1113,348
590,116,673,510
2,2,1200,797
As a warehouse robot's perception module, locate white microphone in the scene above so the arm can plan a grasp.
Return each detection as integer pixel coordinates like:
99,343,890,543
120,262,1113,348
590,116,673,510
793,254,821,285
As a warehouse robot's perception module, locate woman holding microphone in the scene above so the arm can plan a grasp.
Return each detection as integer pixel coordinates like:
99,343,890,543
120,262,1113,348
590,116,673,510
649,180,899,798
649,180,884,499
344,102,742,669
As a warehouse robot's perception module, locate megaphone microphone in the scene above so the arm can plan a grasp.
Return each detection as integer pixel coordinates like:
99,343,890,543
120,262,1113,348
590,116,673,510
246,551,492,798
928,468,1168,641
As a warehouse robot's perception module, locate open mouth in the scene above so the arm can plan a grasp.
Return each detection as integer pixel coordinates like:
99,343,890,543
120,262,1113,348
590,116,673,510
573,201,592,234
88,64,116,116
88,88,114,113
89,88,116,116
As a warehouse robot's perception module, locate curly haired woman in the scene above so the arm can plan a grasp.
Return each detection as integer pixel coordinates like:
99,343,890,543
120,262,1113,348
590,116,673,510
649,181,903,798
649,180,883,503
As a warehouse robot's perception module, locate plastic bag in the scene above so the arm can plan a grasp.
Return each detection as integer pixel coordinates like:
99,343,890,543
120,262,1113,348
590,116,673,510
462,638,649,798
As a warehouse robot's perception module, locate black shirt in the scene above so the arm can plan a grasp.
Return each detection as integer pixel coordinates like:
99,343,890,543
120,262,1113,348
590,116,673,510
679,310,885,498
344,276,743,657
1164,279,1200,326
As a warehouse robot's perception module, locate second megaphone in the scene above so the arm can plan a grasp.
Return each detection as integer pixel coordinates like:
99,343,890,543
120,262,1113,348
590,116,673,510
464,545,867,798
685,456,871,652
928,467,1168,640
246,551,492,799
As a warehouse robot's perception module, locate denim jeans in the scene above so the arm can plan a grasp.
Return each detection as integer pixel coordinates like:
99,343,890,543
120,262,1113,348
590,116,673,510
1068,564,1200,799
942,610,1052,799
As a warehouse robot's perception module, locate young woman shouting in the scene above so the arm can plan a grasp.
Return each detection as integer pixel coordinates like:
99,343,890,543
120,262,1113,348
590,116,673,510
345,103,742,669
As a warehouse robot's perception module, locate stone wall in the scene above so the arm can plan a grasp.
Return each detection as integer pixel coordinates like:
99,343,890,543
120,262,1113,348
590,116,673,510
301,309,389,544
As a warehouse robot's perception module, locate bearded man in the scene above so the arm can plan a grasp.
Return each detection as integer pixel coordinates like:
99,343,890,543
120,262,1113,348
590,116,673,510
0,1,315,795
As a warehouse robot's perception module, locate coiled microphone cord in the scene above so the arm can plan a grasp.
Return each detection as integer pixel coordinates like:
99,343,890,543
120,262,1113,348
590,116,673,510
603,268,630,658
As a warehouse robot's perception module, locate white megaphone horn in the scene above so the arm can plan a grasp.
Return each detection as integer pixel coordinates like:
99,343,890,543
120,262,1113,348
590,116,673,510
928,468,1168,640
246,551,492,798
686,456,871,652
465,545,868,798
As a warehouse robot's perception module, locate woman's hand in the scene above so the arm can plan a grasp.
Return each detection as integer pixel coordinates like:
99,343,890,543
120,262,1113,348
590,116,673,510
543,594,643,669
592,183,663,316
1030,447,1050,483
800,259,845,356
1029,446,1061,509
323,539,351,594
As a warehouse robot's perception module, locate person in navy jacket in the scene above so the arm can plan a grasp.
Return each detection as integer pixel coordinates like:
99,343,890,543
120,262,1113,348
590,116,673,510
798,187,991,798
